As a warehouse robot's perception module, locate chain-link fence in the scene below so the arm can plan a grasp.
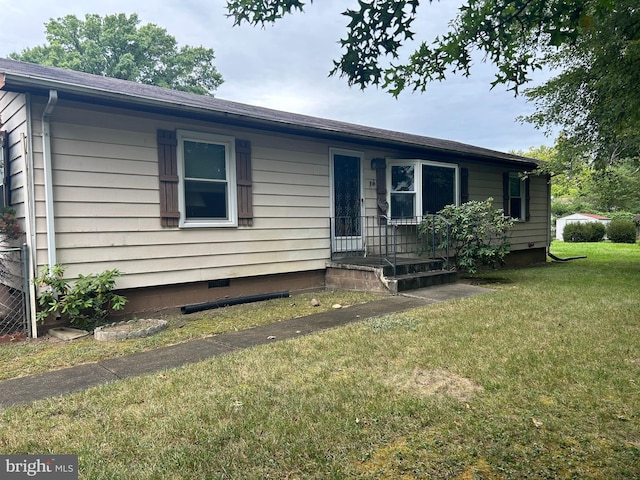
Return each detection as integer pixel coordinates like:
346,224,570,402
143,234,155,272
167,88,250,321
0,244,30,339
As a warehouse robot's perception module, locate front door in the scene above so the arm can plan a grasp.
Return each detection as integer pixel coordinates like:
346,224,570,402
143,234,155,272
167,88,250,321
330,149,364,253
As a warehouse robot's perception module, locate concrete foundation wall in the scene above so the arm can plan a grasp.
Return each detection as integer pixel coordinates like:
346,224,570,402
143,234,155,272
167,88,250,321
504,247,547,267
118,269,326,317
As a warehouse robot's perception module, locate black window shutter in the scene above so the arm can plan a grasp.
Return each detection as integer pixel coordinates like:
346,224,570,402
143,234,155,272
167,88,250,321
525,176,531,221
236,139,253,226
460,167,469,204
157,129,180,228
502,172,510,214
0,131,9,208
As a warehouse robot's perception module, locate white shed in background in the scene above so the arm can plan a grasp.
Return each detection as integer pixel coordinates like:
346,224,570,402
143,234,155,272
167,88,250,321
556,213,611,240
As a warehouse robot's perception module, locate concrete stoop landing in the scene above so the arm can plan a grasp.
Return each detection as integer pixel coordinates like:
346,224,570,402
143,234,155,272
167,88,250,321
326,257,457,294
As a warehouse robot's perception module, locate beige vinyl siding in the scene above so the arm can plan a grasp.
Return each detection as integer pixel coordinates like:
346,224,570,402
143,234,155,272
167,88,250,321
463,162,549,250
0,91,28,215
464,166,499,201
510,173,549,250
0,92,29,292
355,154,549,253
24,94,548,291
29,98,332,289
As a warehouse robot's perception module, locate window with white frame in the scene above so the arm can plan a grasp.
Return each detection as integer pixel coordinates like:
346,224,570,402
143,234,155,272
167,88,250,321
507,173,525,220
177,130,237,227
389,160,458,219
390,164,416,218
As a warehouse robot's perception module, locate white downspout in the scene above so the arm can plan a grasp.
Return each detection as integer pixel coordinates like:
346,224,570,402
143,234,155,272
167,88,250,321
23,93,39,337
42,90,58,268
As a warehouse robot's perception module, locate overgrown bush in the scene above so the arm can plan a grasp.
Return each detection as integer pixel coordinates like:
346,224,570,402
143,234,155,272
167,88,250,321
0,207,25,287
606,219,637,244
0,207,23,240
418,198,514,273
563,223,585,242
35,264,128,329
586,222,606,242
563,222,605,242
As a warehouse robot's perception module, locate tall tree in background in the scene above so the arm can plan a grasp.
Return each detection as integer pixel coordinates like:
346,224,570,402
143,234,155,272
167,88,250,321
227,0,639,170
10,13,223,96
522,0,639,168
515,143,640,215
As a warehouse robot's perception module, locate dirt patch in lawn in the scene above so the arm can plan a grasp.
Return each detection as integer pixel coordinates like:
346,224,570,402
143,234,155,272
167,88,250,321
394,368,484,402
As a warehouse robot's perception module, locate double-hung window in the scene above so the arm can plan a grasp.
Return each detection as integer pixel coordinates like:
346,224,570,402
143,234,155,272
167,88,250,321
177,130,237,227
390,165,416,218
389,160,458,219
505,173,526,220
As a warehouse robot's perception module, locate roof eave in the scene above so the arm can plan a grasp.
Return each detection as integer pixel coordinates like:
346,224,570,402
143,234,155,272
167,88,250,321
1,71,539,168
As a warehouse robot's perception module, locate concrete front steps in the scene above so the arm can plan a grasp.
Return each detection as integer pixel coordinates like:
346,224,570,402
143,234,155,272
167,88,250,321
383,259,457,294
326,257,457,295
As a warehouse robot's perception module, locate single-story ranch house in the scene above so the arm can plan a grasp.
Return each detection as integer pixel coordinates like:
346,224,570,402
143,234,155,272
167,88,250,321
0,58,550,334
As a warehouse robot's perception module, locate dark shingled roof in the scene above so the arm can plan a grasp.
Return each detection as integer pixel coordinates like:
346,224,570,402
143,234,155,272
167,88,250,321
0,58,538,167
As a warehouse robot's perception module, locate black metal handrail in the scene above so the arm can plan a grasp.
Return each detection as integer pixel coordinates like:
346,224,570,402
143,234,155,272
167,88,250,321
330,215,451,274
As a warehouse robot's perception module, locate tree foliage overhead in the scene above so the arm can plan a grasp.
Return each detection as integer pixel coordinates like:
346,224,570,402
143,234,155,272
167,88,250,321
522,0,640,166
227,0,639,167
10,13,223,96
227,0,607,94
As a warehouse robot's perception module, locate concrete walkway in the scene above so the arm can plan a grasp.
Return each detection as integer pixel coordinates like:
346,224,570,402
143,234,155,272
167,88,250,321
0,283,493,408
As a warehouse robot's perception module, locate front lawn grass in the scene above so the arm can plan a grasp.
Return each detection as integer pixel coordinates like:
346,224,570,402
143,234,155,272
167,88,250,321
1,241,638,478
0,290,383,381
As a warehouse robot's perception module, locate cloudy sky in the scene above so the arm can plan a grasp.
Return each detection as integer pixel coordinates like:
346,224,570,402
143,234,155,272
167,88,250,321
0,0,556,153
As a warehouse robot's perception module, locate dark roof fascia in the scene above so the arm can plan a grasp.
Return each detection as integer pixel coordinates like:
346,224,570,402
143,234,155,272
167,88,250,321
0,59,539,169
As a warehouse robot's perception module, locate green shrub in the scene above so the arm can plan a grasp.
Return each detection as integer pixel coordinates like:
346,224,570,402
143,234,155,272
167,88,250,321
585,222,606,242
562,223,584,242
0,207,24,240
418,198,514,273
35,264,128,329
563,222,605,242
606,219,637,244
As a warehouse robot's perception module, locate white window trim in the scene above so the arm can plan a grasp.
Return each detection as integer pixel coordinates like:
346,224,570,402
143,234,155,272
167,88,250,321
387,159,459,222
177,129,237,228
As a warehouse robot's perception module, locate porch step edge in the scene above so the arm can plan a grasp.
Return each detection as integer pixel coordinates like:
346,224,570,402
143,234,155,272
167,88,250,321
388,270,458,293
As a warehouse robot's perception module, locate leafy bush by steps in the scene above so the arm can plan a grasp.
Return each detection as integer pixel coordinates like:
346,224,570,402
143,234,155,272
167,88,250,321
418,198,514,273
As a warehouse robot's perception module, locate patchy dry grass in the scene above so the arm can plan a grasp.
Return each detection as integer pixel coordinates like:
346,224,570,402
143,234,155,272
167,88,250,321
0,241,638,478
393,368,484,402
0,290,383,381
